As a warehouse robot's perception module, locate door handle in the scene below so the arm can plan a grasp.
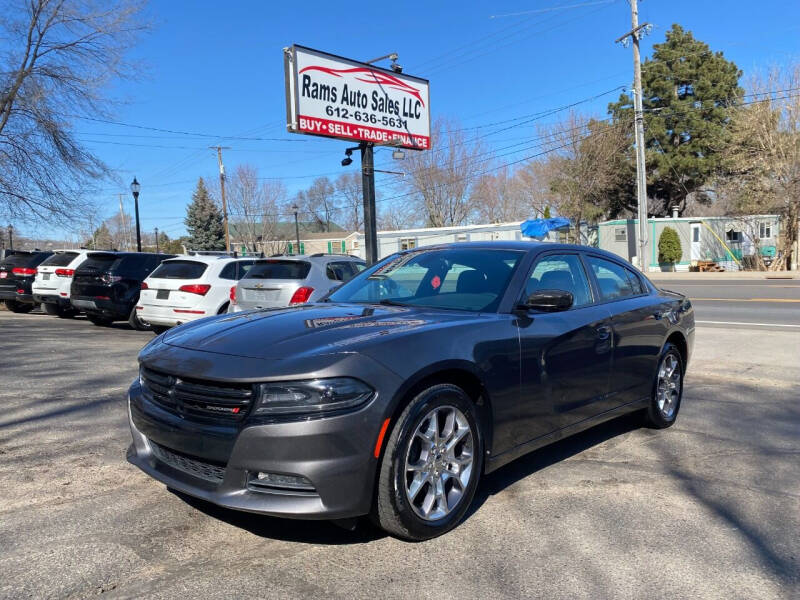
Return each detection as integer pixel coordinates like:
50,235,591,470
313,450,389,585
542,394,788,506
595,325,611,340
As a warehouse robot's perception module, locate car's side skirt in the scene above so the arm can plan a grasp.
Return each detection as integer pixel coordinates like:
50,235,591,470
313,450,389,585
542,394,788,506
484,397,649,473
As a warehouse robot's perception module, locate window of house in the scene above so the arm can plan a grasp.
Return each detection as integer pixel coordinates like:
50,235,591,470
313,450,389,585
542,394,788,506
399,238,416,251
614,227,627,242
692,227,700,243
327,240,346,253
759,222,772,239
352,239,359,249
726,229,743,243
456,233,468,242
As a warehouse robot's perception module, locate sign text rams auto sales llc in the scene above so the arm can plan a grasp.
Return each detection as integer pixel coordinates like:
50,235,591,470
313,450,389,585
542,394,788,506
301,74,423,119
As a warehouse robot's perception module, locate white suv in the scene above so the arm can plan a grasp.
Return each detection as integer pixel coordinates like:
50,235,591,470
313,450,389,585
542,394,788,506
138,255,257,333
229,254,365,312
32,249,90,317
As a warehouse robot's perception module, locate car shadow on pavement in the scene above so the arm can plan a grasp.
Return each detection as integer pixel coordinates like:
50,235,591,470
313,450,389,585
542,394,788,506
170,489,387,545
468,412,642,518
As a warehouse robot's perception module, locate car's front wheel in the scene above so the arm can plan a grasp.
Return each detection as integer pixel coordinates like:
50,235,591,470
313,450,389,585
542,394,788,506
374,384,483,541
644,342,684,429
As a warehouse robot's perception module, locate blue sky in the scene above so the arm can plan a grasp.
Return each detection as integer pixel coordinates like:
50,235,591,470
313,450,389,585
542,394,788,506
48,0,800,241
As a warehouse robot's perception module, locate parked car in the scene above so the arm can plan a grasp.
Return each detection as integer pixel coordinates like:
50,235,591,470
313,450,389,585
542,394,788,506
70,252,175,329
32,249,90,317
229,254,366,312
138,256,258,334
0,250,53,313
127,242,694,540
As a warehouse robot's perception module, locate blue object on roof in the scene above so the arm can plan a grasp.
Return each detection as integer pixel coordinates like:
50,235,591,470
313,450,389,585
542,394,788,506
520,217,571,238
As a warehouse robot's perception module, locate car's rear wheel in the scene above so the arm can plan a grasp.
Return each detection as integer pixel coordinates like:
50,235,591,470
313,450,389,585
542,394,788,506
5,300,34,313
151,325,170,335
374,384,483,541
128,306,151,331
86,313,113,327
644,342,684,429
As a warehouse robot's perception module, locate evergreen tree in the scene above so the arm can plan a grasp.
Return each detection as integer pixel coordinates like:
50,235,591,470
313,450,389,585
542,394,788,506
185,178,225,250
88,223,113,249
609,25,743,216
543,206,551,219
658,226,682,270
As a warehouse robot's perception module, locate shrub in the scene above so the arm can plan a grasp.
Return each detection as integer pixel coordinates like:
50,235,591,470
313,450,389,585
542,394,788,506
658,226,682,269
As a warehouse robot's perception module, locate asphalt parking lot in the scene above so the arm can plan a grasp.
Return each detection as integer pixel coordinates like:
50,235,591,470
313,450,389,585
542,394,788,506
1,310,798,599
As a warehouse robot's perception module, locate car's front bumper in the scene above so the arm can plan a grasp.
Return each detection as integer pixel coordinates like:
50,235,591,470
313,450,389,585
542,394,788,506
126,374,391,519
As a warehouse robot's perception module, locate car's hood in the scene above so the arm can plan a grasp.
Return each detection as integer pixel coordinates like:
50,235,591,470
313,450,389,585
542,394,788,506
162,302,482,359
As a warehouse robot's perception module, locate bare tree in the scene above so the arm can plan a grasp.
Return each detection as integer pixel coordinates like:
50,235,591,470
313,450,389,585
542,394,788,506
294,176,338,232
0,0,147,224
538,112,630,241
470,167,531,223
226,165,287,254
403,119,486,227
334,172,362,232
721,64,800,270
378,201,419,231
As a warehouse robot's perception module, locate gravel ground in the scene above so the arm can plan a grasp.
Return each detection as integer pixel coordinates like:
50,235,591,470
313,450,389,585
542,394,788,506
0,311,797,599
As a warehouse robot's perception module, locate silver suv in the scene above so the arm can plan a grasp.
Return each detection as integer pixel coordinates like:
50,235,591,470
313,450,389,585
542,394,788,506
229,254,365,312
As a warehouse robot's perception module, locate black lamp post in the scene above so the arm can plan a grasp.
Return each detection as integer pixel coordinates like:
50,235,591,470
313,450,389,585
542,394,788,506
292,203,301,256
6,225,12,251
130,177,142,252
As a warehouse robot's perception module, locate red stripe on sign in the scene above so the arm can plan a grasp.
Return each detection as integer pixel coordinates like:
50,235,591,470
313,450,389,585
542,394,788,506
297,115,430,150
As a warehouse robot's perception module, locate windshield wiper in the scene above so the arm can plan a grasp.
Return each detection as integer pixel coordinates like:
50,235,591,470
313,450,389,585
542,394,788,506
377,299,410,307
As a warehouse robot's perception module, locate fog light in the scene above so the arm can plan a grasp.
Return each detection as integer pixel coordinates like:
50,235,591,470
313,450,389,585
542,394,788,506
249,471,315,492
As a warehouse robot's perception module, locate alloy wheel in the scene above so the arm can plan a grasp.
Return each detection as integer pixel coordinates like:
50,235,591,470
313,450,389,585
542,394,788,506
656,354,681,419
403,405,474,521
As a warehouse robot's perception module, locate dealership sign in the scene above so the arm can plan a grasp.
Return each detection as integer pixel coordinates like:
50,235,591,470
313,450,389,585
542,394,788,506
284,45,431,150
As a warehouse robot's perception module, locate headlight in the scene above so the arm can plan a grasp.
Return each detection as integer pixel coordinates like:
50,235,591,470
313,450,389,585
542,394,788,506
254,377,373,416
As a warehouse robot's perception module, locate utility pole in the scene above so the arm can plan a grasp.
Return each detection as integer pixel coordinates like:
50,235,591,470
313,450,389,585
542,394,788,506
616,0,652,272
154,227,159,253
7,225,13,250
118,194,128,251
360,143,378,265
212,146,232,252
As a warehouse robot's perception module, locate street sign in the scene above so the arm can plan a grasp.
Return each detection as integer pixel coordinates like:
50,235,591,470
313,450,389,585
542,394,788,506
284,45,431,150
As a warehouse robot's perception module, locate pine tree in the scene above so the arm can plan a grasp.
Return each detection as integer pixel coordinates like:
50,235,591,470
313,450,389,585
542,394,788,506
609,25,743,216
185,178,225,250
543,206,551,219
658,226,682,270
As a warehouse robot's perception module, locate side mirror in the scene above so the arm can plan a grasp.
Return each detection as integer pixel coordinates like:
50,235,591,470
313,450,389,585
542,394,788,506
521,289,573,312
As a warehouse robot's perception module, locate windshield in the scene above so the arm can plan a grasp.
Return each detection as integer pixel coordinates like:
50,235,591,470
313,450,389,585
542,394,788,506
327,247,524,312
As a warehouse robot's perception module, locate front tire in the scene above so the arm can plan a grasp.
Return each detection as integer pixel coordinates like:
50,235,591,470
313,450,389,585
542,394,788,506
644,342,684,429
5,300,34,313
374,384,483,541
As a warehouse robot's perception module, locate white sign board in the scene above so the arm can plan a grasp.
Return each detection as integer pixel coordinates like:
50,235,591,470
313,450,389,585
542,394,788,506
284,45,431,150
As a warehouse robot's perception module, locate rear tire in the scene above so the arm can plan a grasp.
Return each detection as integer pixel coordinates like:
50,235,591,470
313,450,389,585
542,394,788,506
128,306,151,331
644,342,684,429
151,325,170,335
373,384,483,541
5,300,34,313
86,313,113,327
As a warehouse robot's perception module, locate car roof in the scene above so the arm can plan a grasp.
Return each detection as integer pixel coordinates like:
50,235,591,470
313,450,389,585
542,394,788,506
254,254,363,263
399,241,631,263
160,255,253,265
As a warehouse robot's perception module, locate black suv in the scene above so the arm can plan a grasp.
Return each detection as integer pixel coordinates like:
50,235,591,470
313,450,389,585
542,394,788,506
0,250,53,313
70,252,175,328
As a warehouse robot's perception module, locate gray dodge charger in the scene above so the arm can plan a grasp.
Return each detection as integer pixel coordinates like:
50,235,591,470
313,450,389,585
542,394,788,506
127,242,694,540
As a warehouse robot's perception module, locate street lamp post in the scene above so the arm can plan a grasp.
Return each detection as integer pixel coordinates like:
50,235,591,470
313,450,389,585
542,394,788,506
130,177,142,252
292,203,301,256
155,227,159,254
6,225,12,250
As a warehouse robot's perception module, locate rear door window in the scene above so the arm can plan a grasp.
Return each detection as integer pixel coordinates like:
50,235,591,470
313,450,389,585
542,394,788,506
219,260,256,280
623,267,647,295
326,261,361,281
246,260,311,280
586,256,636,301
40,252,79,267
149,260,208,279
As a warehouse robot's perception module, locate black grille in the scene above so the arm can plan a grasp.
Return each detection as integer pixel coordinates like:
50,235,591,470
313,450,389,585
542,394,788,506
150,442,225,483
140,367,254,422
